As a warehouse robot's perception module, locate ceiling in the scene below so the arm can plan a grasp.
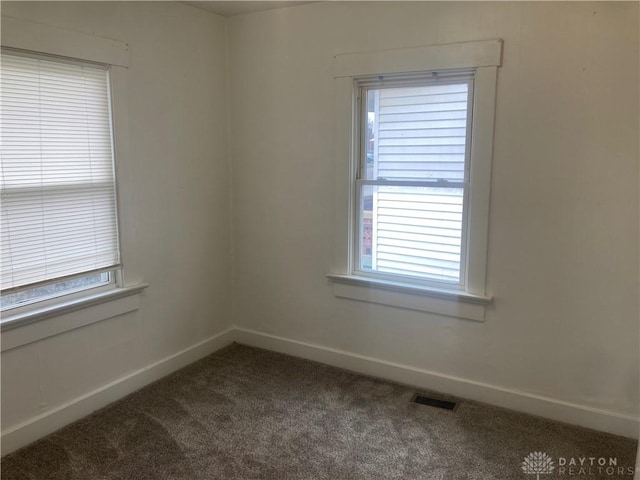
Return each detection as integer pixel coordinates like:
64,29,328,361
182,1,316,17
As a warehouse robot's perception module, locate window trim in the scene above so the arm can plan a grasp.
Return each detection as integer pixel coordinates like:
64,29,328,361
0,282,147,334
327,274,489,322
0,282,148,352
329,40,502,320
1,16,129,68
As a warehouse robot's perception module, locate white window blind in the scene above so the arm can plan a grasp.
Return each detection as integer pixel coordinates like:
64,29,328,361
358,75,473,285
0,51,120,291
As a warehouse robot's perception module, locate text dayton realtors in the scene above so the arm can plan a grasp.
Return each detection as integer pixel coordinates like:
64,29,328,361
557,457,635,476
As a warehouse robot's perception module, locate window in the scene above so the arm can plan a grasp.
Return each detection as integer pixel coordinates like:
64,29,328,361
357,73,473,288
329,40,502,320
0,50,120,311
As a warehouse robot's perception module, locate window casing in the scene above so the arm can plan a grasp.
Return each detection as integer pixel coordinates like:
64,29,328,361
0,50,121,311
329,40,501,320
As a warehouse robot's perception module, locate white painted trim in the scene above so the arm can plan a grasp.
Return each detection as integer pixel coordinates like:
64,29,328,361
109,64,135,284
327,273,491,303
1,16,129,67
234,328,639,439
0,327,236,456
331,76,357,275
0,285,147,352
465,66,497,293
1,284,147,332
327,274,488,321
334,39,502,78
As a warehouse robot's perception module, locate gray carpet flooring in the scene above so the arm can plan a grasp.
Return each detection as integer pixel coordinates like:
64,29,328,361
1,344,637,479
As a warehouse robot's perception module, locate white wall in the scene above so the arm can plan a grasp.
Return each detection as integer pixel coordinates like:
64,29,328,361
228,1,639,424
1,1,638,450
1,1,232,435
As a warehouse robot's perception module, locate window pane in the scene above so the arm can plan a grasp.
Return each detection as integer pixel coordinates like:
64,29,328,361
365,83,469,181
0,272,111,310
360,185,463,283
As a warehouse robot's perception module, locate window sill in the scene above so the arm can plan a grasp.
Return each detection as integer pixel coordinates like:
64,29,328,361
326,274,491,321
0,284,148,352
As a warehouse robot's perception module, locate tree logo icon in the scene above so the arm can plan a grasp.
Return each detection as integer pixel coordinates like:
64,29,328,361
522,452,555,479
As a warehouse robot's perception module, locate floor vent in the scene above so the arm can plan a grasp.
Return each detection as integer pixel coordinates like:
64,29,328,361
411,394,458,411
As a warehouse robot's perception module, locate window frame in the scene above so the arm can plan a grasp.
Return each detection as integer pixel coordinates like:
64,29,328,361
353,74,475,290
328,40,502,321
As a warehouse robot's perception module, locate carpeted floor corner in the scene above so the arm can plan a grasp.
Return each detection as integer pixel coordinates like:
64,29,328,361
1,344,637,479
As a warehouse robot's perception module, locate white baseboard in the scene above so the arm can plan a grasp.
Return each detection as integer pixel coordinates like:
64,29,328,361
234,327,639,440
1,327,236,456
3,325,637,457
